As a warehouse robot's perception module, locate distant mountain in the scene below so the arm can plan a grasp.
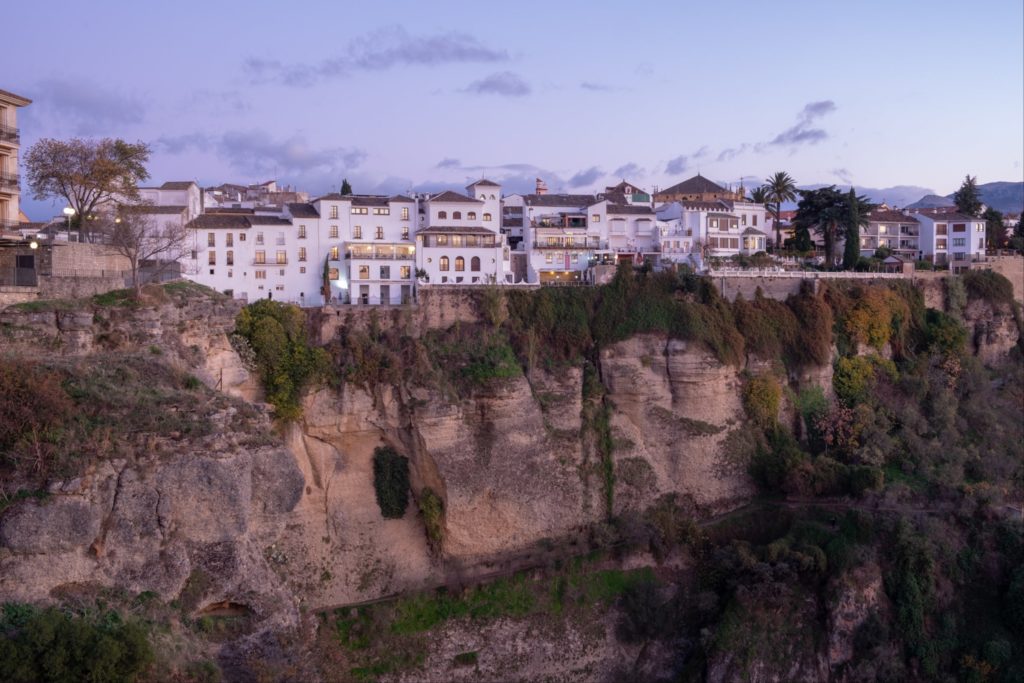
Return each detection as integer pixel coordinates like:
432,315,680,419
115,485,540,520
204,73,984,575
906,181,1023,213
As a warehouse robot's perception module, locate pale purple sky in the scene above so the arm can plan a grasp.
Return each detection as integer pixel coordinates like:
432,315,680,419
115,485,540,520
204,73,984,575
8,0,1023,219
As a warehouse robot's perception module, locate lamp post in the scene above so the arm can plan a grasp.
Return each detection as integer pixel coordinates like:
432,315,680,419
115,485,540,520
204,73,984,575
62,206,75,241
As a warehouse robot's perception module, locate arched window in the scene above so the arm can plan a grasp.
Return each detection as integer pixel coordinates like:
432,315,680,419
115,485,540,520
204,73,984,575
483,213,492,221
453,211,462,220
440,256,450,271
438,211,447,220
455,256,465,271
471,256,480,271
468,212,477,220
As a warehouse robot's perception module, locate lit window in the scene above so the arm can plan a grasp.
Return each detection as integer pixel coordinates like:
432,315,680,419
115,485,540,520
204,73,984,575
440,256,450,271
373,207,390,215
330,225,339,239
226,250,234,266
255,250,266,264
330,206,338,219
400,265,411,279
276,250,286,264
353,225,362,239
483,213,492,221
352,207,368,215
591,214,600,222
255,270,266,280
298,247,307,262
330,246,339,260
401,207,409,220
401,226,409,240
468,212,476,220
358,265,369,279
207,233,215,247
226,233,233,247
298,225,306,239
208,251,216,265
455,256,465,271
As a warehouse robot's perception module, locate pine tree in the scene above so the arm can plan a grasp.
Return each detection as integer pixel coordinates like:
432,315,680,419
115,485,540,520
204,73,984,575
843,188,862,270
953,175,982,217
340,178,353,195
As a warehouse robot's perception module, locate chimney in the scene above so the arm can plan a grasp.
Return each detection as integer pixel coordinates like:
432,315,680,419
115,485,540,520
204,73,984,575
536,178,548,195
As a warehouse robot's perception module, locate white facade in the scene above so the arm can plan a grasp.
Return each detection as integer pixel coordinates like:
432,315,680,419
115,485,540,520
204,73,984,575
138,181,202,221
910,211,987,271
513,193,600,283
417,186,511,286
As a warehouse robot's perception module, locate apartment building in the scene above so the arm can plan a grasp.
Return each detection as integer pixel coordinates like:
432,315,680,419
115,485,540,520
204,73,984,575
417,185,511,286
859,208,920,259
0,88,31,231
911,209,987,271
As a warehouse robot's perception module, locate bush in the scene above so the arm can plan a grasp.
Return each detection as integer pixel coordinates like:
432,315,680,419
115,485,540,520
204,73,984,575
419,487,444,549
750,429,808,492
833,356,877,406
924,309,967,356
372,447,409,519
615,577,672,643
0,604,153,683
0,360,74,478
961,270,1015,308
234,300,329,420
743,374,782,429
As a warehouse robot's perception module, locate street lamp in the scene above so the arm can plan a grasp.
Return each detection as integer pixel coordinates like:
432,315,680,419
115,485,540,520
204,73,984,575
62,207,75,240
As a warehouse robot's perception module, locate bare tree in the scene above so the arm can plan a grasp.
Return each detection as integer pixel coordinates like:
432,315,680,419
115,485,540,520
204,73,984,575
24,138,150,242
107,203,190,296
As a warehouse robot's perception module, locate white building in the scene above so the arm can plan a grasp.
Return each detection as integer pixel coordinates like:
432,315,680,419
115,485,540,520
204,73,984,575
509,191,601,283
858,208,920,259
138,181,202,221
0,88,31,232
417,185,512,286
910,209,987,271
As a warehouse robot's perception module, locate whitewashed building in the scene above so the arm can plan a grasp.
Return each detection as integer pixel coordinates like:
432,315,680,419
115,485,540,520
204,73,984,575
417,186,512,286
910,209,986,271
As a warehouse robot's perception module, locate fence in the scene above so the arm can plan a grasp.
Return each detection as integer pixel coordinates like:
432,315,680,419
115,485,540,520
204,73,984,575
0,267,38,287
707,268,909,279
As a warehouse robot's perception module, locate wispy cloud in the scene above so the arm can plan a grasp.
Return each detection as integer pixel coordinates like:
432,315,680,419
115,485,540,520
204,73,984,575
436,158,461,169
613,162,645,178
463,71,531,97
665,146,710,175
567,166,604,188
28,78,145,135
244,25,509,86
157,129,365,179
770,100,836,147
580,81,621,92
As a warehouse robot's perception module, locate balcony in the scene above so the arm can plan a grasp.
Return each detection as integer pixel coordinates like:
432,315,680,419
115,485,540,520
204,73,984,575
0,125,19,145
0,217,22,230
0,172,19,191
347,247,415,260
535,239,606,250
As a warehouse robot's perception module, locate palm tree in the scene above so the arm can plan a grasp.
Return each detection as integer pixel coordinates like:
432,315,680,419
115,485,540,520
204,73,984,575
749,186,769,204
763,172,798,249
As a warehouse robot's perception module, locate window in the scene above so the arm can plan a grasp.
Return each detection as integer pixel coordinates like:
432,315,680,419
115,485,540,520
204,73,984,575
936,223,947,235
401,207,409,220
207,233,215,247
710,219,718,229
953,237,966,247
358,265,369,279
298,247,307,262
741,214,747,225
255,270,266,280
300,267,306,274
401,226,409,240
380,265,390,279
276,251,287,264
936,239,947,250
353,225,362,239
438,211,447,220
226,250,234,266
752,215,757,226
592,214,600,222
978,237,984,248
483,213,492,221
468,212,477,220
330,246,339,260
453,211,462,220
330,225,339,239
375,226,384,240
437,235,448,246
330,205,338,219
276,284,285,291
298,225,306,239
440,256,450,271
373,207,390,215
470,256,480,271
226,233,233,247
255,250,266,264
208,251,216,265
190,250,197,260
953,223,966,232
455,256,465,271
452,235,463,247
239,233,246,242
328,268,339,280
256,232,264,244
400,265,411,279
545,253,553,264
352,207,368,215
879,225,888,234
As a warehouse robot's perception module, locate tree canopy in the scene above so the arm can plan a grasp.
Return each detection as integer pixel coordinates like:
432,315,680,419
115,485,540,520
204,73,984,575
24,138,151,239
340,178,353,195
953,174,982,217
794,186,874,268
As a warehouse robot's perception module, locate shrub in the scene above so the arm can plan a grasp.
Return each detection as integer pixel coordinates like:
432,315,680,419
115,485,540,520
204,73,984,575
0,360,75,478
788,284,834,366
924,309,967,356
961,270,1015,308
234,300,329,420
833,356,876,406
842,286,911,352
750,429,808,492
419,487,444,549
372,447,409,519
615,577,672,643
0,605,153,683
743,374,782,429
